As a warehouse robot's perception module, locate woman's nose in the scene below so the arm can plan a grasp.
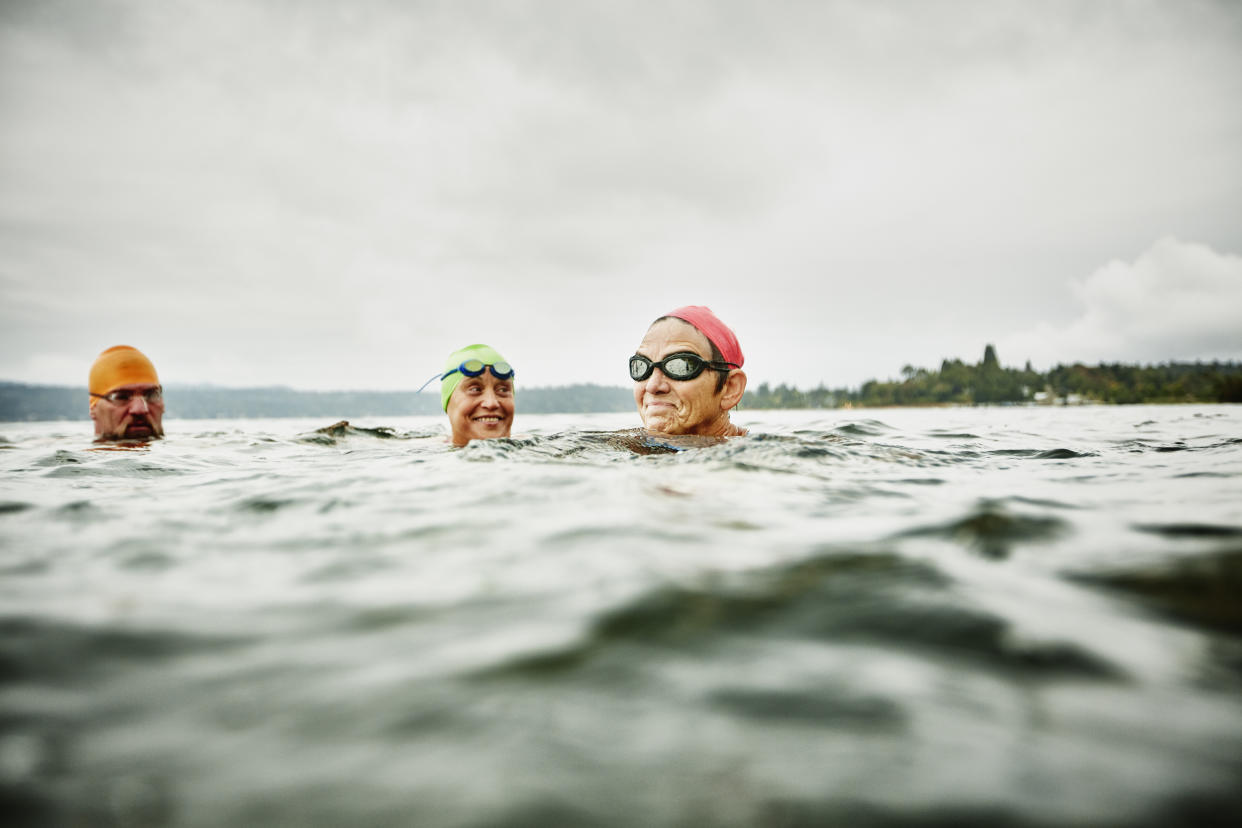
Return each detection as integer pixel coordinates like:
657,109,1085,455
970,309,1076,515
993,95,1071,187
646,368,672,392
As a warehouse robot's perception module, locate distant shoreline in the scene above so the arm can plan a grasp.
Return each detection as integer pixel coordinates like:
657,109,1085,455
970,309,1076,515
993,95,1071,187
4,364,1237,424
4,352,1240,423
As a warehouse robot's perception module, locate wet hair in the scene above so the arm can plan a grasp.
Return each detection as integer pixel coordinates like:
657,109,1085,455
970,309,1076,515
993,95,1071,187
653,316,731,393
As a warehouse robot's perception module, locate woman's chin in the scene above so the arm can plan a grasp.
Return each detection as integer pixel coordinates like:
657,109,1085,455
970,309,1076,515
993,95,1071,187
467,423,510,440
641,414,681,434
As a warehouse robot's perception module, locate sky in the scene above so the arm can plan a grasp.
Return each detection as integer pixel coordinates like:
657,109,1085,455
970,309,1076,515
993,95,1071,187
2,0,1241,393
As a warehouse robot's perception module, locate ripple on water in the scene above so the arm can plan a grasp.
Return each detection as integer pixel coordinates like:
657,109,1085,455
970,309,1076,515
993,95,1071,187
0,616,252,684
752,798,1171,828
37,457,183,479
706,685,905,730
896,501,1070,559
475,549,1120,684
30,450,83,468
233,496,304,514
301,555,398,584
47,500,105,525
114,547,179,572
1034,447,1095,459
986,448,1095,460
0,558,49,576
834,420,891,437
296,420,426,445
41,465,97,478
1003,494,1080,510
1069,548,1242,640
1134,522,1242,539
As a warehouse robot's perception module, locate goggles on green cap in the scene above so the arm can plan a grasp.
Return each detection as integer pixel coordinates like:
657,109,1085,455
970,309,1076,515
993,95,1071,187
416,344,514,411
444,359,514,382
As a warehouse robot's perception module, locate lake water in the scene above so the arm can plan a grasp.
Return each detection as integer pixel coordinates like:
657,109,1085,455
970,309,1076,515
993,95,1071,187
2,405,1241,827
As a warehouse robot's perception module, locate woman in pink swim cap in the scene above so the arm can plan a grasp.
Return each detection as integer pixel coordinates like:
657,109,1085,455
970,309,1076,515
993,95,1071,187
628,306,748,437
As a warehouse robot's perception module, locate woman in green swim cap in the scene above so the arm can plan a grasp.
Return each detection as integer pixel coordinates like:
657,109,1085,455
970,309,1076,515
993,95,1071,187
439,344,515,446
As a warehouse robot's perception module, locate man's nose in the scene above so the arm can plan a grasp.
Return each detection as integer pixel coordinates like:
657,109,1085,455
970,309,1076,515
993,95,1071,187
127,394,150,413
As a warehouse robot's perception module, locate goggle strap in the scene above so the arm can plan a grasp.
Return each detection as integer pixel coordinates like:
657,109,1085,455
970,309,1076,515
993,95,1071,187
416,372,446,393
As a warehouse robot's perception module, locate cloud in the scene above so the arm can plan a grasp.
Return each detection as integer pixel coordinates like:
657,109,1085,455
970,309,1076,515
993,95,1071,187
1000,238,1242,368
2,2,1242,390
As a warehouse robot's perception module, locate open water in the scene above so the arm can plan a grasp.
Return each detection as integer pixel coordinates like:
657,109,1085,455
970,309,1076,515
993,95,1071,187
2,405,1241,828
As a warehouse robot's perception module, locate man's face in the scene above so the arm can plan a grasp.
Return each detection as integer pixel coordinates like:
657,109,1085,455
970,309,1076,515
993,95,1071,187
446,372,514,446
91,384,165,441
632,318,725,435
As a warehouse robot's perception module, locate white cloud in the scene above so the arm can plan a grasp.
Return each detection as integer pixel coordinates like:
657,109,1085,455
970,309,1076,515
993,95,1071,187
1000,238,1242,368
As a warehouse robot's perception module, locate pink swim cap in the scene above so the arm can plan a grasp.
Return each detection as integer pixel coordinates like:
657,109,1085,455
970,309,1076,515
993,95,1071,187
661,306,744,368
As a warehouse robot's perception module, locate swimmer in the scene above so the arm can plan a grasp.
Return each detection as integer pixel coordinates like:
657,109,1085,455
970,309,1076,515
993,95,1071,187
433,344,515,446
88,345,165,441
631,306,748,437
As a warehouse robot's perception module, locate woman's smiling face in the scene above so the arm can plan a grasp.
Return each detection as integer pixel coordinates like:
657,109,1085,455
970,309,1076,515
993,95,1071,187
447,372,514,446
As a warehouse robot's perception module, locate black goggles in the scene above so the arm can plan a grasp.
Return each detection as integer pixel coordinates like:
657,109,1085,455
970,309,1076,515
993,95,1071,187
90,387,163,404
629,352,735,382
443,359,514,381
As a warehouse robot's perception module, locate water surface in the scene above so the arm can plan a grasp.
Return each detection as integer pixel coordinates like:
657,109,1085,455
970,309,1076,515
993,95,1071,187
2,406,1241,827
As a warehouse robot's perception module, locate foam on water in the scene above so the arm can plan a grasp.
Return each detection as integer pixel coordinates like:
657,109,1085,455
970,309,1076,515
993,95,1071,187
2,406,1241,827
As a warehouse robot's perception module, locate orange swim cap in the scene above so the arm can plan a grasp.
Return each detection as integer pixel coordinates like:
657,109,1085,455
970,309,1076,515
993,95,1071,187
89,345,160,409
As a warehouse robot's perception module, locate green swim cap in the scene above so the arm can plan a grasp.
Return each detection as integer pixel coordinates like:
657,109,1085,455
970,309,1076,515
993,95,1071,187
441,343,510,411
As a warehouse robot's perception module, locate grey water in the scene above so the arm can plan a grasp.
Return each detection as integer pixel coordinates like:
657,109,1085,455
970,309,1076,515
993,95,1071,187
2,405,1241,828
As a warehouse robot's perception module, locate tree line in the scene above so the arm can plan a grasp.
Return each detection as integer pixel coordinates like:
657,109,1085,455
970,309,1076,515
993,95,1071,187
740,346,1242,409
3,348,1240,422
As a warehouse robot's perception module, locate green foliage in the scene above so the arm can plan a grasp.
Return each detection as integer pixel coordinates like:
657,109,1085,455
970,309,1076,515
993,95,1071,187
1046,361,1242,404
741,347,1242,409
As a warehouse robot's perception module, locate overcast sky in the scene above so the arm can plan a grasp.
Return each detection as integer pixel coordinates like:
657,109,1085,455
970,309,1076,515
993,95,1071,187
2,0,1240,393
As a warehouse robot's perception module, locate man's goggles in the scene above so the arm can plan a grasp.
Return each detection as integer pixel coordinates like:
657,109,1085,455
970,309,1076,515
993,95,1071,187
629,353,735,382
90,387,163,404
444,360,514,381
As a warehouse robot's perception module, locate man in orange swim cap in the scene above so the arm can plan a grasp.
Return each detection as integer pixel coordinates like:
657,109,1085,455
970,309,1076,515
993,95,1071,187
88,345,165,441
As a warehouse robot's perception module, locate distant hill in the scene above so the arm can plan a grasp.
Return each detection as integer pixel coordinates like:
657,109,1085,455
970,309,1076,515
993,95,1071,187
0,382,634,422
4,350,1240,422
